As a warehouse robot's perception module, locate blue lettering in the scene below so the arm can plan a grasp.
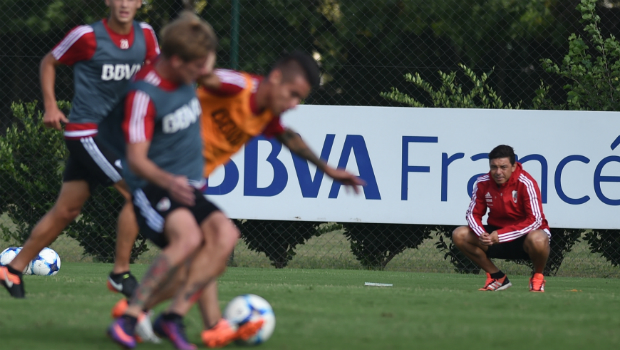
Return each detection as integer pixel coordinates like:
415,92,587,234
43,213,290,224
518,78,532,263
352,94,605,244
441,153,464,201
401,136,438,200
205,160,239,195
292,134,335,198
329,135,380,199
594,156,620,205
519,154,548,203
467,153,488,198
554,155,590,205
244,136,288,197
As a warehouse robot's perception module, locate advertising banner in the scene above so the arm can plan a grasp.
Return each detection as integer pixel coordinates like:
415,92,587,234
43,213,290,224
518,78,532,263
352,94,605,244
206,105,620,229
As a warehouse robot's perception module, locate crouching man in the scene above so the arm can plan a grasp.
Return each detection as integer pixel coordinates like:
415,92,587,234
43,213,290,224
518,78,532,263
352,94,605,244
452,145,550,292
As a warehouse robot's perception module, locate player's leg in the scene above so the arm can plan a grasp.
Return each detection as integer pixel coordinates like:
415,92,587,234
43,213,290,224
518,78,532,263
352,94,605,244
452,226,497,272
0,180,90,298
452,226,511,291
108,207,203,349
523,229,550,292
107,179,141,297
151,211,237,350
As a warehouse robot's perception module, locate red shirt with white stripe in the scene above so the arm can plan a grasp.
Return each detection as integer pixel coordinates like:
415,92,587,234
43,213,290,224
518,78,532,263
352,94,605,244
52,19,160,140
466,162,550,243
121,61,179,143
52,18,159,66
201,69,285,138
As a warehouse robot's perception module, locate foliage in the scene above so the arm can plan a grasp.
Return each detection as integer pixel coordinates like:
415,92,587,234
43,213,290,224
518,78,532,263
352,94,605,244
381,64,521,108
0,101,69,243
342,223,433,270
542,0,620,111
0,101,148,262
236,219,323,268
584,229,620,267
434,226,481,274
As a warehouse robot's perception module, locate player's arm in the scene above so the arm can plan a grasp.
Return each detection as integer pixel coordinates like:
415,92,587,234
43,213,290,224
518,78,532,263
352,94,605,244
39,52,68,130
465,178,488,237
41,25,95,130
123,91,195,205
276,127,365,193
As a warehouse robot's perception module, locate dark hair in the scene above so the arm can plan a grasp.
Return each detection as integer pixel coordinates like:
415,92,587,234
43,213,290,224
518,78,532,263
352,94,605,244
270,50,320,87
489,145,515,165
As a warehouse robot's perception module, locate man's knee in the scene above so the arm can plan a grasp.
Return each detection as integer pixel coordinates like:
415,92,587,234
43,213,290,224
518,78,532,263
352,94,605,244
202,213,239,257
452,226,474,247
524,230,550,251
50,203,82,223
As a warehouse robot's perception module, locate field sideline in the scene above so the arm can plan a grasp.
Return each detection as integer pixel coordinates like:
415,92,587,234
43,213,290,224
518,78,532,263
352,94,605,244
1,263,619,350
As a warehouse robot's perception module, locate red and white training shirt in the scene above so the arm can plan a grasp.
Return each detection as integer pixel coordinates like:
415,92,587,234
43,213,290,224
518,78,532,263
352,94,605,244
52,19,159,66
466,162,551,243
52,19,160,140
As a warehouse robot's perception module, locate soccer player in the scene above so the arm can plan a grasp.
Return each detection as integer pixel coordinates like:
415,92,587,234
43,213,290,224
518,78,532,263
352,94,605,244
0,0,159,299
452,145,550,292
109,51,366,348
197,51,365,347
101,12,238,350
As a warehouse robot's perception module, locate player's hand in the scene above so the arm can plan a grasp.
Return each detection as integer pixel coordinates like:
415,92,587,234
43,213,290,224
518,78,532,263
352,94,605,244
43,105,69,130
479,231,499,246
168,176,195,206
479,232,493,246
325,167,366,194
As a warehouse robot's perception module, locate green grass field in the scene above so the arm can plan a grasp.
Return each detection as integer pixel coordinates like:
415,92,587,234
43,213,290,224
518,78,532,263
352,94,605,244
1,263,619,350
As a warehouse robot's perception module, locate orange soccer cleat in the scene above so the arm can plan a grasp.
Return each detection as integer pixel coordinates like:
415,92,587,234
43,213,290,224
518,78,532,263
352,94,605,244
479,273,512,291
201,318,264,348
111,298,129,319
529,273,546,292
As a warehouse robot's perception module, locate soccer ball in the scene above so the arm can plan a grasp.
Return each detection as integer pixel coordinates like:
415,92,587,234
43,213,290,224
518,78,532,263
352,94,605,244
29,247,61,276
0,247,32,274
223,294,275,345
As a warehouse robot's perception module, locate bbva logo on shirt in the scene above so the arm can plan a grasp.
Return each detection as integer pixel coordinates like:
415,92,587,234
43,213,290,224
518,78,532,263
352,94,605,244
101,63,142,81
162,98,201,134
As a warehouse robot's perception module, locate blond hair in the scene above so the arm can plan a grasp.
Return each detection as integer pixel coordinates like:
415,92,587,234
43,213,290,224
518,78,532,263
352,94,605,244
160,11,217,61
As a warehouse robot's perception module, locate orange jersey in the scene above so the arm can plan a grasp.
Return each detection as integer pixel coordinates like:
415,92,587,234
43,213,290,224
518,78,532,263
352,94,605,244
199,70,282,176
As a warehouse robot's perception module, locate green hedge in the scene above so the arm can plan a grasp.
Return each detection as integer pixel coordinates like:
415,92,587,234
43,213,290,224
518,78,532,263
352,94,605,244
0,101,148,262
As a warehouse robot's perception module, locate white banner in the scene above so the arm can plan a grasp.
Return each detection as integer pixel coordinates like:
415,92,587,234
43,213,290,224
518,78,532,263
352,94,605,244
205,105,620,229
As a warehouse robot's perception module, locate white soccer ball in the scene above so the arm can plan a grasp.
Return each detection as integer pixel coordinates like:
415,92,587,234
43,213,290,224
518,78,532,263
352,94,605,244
0,247,32,274
29,247,61,276
223,294,276,345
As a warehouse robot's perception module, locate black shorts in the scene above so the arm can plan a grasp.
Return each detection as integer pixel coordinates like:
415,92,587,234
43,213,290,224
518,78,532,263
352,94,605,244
483,225,530,260
132,183,221,248
63,136,122,190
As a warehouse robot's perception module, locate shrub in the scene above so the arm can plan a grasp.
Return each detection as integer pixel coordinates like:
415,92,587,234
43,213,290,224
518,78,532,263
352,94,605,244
434,225,481,274
380,63,521,109
0,101,148,262
584,229,620,267
342,223,433,270
541,0,620,111
235,219,323,268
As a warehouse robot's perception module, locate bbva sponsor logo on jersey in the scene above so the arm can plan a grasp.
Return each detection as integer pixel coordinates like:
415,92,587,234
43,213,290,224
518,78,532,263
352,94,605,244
101,64,142,81
162,98,201,133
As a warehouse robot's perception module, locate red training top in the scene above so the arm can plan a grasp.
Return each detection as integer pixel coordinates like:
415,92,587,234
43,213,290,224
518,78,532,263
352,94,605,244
466,162,550,243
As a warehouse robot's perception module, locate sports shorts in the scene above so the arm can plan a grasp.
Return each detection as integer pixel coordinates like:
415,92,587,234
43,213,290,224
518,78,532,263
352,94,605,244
483,225,530,260
63,136,122,190
132,183,221,248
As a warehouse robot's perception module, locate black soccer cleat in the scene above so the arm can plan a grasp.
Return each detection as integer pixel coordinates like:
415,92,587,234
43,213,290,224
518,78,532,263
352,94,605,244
107,271,138,298
0,266,25,298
